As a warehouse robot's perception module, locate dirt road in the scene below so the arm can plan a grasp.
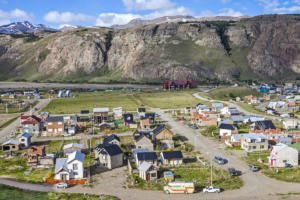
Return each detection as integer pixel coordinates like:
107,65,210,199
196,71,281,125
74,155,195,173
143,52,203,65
0,99,51,143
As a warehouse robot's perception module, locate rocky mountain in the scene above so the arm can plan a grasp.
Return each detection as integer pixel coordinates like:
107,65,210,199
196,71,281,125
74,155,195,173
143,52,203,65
111,15,250,29
0,14,299,84
0,21,58,34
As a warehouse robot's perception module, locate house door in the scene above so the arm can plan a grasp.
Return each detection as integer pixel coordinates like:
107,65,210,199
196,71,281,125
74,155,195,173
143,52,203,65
61,174,67,180
146,173,150,181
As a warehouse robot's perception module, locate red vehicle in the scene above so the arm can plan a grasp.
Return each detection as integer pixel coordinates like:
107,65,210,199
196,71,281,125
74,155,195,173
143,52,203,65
176,117,184,121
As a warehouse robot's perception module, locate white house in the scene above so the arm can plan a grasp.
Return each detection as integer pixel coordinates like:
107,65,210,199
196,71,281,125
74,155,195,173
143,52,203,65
17,132,31,149
219,124,239,137
54,151,85,180
283,119,298,130
221,106,238,116
138,162,157,182
160,151,183,166
241,133,268,152
211,103,224,112
268,143,298,167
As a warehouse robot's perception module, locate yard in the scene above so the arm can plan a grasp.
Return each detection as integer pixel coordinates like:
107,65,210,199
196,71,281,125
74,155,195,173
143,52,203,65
42,91,139,114
134,89,204,109
206,87,261,101
244,151,300,182
0,184,117,200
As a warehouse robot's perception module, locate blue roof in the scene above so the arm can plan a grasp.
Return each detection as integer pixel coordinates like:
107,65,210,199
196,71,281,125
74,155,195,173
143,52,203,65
231,115,244,122
219,124,238,130
137,152,157,161
164,171,173,176
54,158,68,173
46,116,64,122
211,103,223,108
162,151,183,159
132,149,149,155
3,138,19,145
19,132,31,138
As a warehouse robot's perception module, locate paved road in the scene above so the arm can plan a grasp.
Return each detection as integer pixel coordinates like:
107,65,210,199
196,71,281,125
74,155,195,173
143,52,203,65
0,99,51,143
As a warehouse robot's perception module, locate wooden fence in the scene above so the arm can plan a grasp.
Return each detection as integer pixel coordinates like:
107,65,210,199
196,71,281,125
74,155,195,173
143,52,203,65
45,178,87,184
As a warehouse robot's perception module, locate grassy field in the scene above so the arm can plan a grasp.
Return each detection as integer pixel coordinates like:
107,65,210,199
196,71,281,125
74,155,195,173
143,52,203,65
42,91,139,114
135,90,206,109
244,151,300,183
42,89,208,114
207,87,261,101
236,103,266,115
0,184,117,200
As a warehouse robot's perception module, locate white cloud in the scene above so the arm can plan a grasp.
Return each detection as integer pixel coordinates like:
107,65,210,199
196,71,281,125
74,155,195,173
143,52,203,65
0,8,33,25
122,0,175,11
95,13,141,27
258,0,300,13
221,0,232,4
58,24,76,29
218,8,243,16
145,6,193,19
44,11,94,24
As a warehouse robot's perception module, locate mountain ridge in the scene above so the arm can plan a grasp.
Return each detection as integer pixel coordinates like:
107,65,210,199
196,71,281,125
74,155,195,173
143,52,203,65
0,14,299,84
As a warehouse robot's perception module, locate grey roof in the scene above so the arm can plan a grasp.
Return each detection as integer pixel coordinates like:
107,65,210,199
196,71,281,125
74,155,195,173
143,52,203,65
137,152,157,161
232,134,242,141
243,133,267,142
231,115,244,122
3,138,19,145
46,116,64,122
54,158,68,174
93,108,109,113
212,103,223,108
123,114,134,123
161,151,183,159
138,162,152,172
153,125,165,135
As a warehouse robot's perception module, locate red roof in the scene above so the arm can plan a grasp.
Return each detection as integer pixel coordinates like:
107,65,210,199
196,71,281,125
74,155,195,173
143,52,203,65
22,120,40,124
21,115,41,122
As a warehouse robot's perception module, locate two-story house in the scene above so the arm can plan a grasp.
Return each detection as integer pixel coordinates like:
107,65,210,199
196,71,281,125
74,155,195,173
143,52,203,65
241,133,268,152
134,130,154,151
153,125,174,148
17,132,31,149
21,115,42,136
27,145,45,166
45,116,64,136
94,144,123,169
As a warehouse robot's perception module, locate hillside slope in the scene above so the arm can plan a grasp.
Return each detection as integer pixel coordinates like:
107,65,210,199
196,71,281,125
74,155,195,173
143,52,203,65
0,14,299,83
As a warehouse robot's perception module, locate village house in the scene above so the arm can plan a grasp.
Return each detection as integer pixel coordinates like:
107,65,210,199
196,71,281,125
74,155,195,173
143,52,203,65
211,103,224,112
63,143,83,156
225,134,242,147
103,134,120,146
40,112,49,121
191,112,218,127
54,151,85,180
1,138,19,152
201,111,220,119
113,107,122,119
241,133,268,152
17,132,31,149
264,94,271,101
134,131,154,151
196,104,211,113
21,115,42,136
268,143,299,167
137,108,146,117
44,116,64,136
94,144,123,169
93,108,109,123
138,162,157,182
243,115,265,124
140,118,150,130
219,124,239,138
160,151,183,166
283,119,298,130
99,122,111,132
27,145,45,166
153,125,174,148
123,113,134,126
244,95,258,104
67,125,76,135
221,106,240,116
145,113,155,124
136,152,158,167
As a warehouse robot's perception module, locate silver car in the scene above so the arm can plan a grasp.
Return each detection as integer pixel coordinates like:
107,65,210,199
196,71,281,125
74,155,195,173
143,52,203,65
55,182,69,189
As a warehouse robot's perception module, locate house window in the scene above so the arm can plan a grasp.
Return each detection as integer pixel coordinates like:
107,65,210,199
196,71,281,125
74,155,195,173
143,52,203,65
73,163,78,170
252,146,256,149
151,173,156,178
48,122,53,125
21,139,25,142
73,172,78,175
58,122,62,125
283,160,287,163
48,129,53,132
260,145,264,149
58,128,63,132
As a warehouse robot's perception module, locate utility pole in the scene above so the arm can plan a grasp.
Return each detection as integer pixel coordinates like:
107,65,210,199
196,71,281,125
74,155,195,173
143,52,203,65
210,163,213,187
6,103,8,114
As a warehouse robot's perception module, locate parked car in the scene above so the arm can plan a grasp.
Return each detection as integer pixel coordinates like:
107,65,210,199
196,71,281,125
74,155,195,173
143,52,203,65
55,182,69,189
176,117,184,121
228,168,241,176
213,156,226,165
203,186,221,193
249,164,259,172
285,163,292,168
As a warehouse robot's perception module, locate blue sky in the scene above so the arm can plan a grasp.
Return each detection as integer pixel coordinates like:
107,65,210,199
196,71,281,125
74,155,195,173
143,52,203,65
0,0,299,27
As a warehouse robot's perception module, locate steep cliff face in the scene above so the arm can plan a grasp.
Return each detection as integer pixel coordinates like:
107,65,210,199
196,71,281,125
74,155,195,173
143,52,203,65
0,14,299,83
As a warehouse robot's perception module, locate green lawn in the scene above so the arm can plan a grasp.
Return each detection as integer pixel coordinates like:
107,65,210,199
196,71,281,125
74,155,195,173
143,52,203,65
135,90,205,109
42,91,139,114
172,167,243,191
0,184,117,200
207,87,261,101
237,103,267,115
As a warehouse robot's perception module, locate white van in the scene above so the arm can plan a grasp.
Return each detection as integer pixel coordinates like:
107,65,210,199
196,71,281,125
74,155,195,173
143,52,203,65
163,181,195,194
